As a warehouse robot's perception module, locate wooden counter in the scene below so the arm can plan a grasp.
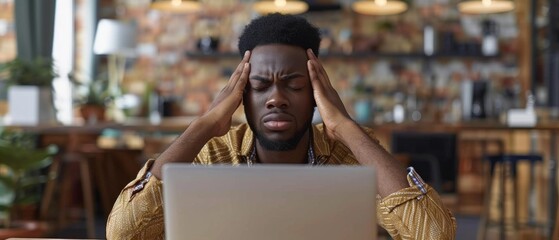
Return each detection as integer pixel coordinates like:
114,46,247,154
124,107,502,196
3,118,558,235
7,118,559,133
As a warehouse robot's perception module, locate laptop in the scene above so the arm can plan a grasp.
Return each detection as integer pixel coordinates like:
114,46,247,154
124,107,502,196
163,164,377,240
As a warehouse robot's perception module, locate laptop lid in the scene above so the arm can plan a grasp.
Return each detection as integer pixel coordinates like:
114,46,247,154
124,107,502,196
163,164,377,240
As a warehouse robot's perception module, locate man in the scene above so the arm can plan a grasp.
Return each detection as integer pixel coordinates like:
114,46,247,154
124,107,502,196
106,13,456,239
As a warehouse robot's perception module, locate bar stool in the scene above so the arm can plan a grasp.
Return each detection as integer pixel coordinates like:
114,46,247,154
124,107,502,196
39,132,98,238
478,154,544,240
40,150,96,238
458,138,504,214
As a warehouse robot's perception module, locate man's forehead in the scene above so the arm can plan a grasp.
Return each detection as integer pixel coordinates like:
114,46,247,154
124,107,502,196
250,45,308,65
251,44,307,55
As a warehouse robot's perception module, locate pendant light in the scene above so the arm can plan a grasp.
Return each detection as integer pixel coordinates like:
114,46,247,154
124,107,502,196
151,0,201,13
253,0,309,15
352,0,408,16
458,0,514,14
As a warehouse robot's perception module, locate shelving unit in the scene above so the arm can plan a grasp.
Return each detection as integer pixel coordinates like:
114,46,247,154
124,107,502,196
546,0,559,108
185,51,503,60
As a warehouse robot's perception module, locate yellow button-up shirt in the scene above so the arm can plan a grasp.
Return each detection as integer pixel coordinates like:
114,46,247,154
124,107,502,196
106,123,456,239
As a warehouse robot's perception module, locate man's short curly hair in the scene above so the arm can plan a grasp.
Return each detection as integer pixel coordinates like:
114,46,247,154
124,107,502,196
238,13,321,57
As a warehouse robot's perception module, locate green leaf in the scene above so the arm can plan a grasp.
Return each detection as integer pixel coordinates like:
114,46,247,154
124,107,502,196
0,136,56,215
14,195,41,205
0,185,15,206
0,145,56,172
0,129,37,148
0,175,15,189
18,176,48,189
0,204,11,212
1,57,58,87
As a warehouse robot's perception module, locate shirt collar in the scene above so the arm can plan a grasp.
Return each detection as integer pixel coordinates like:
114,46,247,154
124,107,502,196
311,123,331,158
240,124,254,157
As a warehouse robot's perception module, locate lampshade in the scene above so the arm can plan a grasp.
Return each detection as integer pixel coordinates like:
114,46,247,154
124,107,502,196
458,0,514,14
93,19,137,56
151,0,201,13
352,0,408,15
253,0,309,15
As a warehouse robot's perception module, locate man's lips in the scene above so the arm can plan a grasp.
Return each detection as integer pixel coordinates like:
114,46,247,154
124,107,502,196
262,113,293,131
263,120,291,130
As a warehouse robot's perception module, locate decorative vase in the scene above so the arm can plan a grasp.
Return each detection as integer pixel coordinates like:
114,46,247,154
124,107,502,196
80,104,106,124
354,98,372,124
7,86,56,125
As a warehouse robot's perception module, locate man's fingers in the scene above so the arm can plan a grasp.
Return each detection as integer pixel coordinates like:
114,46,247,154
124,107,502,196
234,62,250,92
307,49,324,85
242,50,250,61
229,51,251,95
230,60,245,82
307,49,328,80
229,51,251,87
307,49,333,89
307,60,323,92
210,51,250,109
307,50,350,119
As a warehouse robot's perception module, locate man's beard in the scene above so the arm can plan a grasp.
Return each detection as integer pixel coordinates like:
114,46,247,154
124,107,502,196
248,117,312,151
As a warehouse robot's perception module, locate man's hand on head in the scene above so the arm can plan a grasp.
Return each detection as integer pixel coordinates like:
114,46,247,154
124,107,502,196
306,49,355,142
307,49,408,195
151,52,250,178
201,50,251,137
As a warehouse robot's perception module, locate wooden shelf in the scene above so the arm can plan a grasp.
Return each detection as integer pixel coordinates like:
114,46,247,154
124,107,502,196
185,51,240,59
185,51,503,60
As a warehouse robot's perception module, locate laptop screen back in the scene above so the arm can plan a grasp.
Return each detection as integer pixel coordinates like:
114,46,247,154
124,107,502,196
163,164,377,240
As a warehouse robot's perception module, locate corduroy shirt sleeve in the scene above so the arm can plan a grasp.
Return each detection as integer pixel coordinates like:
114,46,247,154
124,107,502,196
106,159,165,240
377,176,457,240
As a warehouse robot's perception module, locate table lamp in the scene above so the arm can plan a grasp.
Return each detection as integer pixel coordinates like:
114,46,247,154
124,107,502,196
93,19,137,122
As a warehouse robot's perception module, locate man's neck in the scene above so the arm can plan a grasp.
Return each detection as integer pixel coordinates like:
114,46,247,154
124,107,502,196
255,131,310,164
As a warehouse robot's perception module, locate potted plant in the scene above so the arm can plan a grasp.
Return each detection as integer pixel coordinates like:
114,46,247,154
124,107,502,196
0,58,58,125
70,73,109,124
0,128,56,237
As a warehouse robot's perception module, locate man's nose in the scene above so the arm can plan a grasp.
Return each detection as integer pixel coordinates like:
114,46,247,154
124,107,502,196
266,87,288,109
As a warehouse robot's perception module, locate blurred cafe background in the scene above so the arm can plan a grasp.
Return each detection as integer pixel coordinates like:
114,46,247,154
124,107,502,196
0,0,558,239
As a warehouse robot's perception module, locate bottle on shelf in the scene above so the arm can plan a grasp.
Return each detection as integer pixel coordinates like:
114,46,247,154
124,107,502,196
393,92,405,123
461,78,473,121
471,80,488,119
423,24,436,56
481,19,499,56
149,92,161,124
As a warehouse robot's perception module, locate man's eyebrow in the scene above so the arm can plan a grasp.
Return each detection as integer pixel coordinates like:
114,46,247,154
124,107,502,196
250,75,271,82
280,73,305,81
250,73,305,82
